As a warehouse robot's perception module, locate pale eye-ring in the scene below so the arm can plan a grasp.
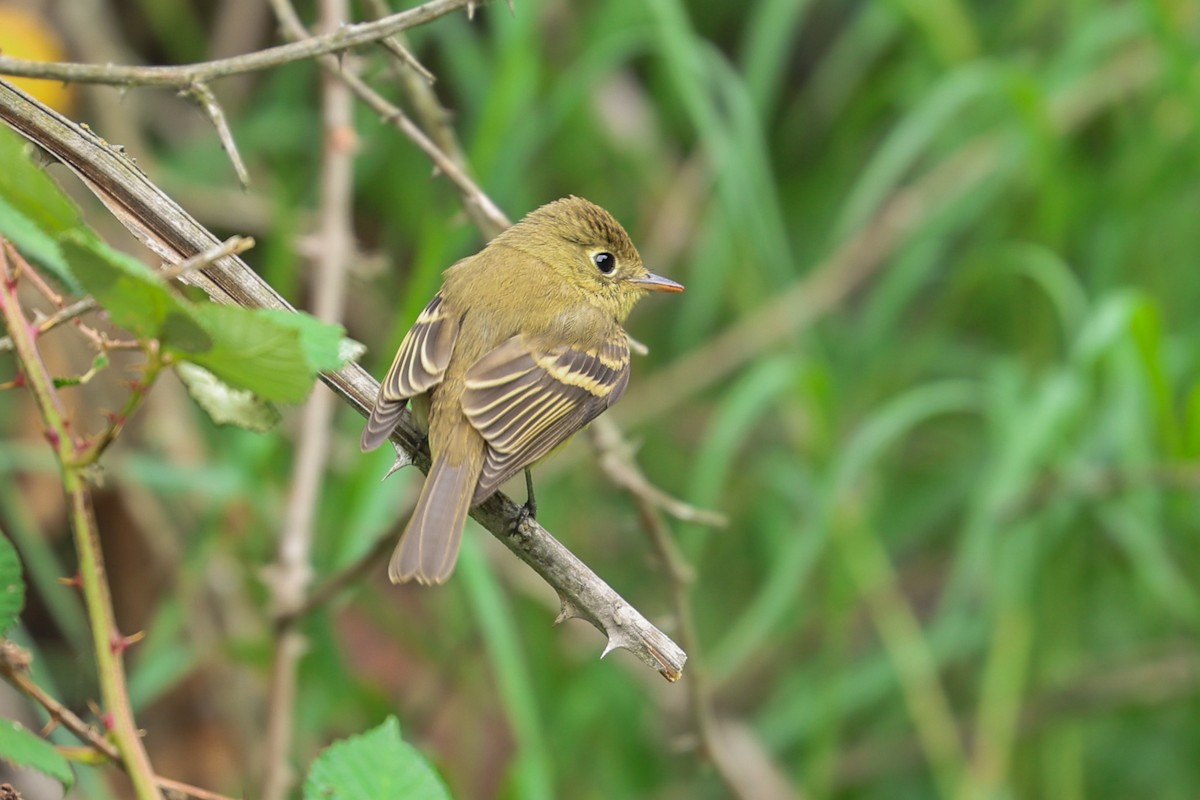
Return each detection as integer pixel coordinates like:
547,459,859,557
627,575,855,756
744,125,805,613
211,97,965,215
593,251,616,274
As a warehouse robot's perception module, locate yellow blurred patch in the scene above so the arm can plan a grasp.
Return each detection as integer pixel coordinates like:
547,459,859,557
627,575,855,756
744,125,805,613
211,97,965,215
0,5,74,112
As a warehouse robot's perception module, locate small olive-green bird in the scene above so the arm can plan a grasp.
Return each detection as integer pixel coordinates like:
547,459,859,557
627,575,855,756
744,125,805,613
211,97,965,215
361,197,684,585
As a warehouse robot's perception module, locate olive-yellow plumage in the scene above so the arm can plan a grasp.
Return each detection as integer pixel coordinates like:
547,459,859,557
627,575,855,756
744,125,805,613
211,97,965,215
362,197,683,585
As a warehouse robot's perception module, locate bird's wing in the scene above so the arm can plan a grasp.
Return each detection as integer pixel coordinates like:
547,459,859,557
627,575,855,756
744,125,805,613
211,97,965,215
462,332,630,503
361,292,461,451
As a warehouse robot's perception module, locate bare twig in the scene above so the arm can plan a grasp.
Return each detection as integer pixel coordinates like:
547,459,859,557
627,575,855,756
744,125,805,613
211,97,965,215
277,530,395,627
378,11,508,237
53,0,149,167
269,0,508,235
589,421,727,528
0,298,95,352
0,236,252,354
598,439,797,799
159,235,255,282
363,0,436,83
0,0,477,88
179,82,250,188
379,38,437,84
0,641,119,761
71,341,165,467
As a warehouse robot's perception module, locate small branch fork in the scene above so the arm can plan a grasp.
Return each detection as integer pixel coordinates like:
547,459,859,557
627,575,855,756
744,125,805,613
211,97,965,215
0,642,236,800
0,0,474,89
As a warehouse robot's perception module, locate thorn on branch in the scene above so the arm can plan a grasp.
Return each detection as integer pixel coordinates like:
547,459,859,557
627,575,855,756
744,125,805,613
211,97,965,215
554,596,583,625
109,630,145,655
57,572,83,589
0,640,33,671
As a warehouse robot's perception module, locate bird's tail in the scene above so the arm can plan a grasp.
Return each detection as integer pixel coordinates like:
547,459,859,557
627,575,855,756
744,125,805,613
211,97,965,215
389,431,484,585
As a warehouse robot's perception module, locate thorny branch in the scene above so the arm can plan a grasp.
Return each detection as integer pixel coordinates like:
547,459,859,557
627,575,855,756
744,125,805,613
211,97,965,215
0,243,165,799
0,642,238,800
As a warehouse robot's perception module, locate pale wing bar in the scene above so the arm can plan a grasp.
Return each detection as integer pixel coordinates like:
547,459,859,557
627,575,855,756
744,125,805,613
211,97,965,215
361,292,460,451
382,292,458,399
463,335,630,503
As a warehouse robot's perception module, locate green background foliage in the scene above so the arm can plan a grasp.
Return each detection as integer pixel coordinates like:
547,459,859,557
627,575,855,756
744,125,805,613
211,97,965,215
2,0,1199,798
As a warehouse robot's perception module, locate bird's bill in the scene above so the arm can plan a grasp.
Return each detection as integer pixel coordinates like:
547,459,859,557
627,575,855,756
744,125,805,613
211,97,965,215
632,272,685,292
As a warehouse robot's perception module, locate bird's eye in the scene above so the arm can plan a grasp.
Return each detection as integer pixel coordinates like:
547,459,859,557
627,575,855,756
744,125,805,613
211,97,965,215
593,251,616,274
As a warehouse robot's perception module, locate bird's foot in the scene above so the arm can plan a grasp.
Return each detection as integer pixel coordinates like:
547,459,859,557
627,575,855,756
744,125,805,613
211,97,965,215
514,468,537,529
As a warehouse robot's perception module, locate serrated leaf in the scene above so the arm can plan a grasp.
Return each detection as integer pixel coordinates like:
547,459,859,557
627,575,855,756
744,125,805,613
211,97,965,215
176,362,281,432
0,126,82,237
0,195,77,291
0,717,73,789
59,232,211,352
53,230,347,403
186,304,317,403
0,530,24,635
303,717,449,800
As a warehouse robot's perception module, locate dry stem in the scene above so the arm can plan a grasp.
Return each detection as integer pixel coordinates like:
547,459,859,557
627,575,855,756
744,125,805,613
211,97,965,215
260,1,358,796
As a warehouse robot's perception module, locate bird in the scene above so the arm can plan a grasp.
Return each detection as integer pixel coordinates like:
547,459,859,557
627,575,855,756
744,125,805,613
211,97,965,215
361,196,684,584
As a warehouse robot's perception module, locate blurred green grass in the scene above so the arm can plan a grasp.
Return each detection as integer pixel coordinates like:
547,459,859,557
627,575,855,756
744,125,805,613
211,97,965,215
3,0,1200,798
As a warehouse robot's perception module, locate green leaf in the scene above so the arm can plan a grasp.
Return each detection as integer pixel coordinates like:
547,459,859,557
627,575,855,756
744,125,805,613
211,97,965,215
0,717,74,789
303,717,450,800
58,232,350,404
187,304,318,403
59,232,211,352
0,126,82,237
0,529,24,635
253,308,350,372
175,362,281,432
0,195,76,290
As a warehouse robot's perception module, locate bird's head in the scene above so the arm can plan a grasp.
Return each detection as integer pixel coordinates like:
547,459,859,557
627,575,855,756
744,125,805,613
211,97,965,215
504,196,684,320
